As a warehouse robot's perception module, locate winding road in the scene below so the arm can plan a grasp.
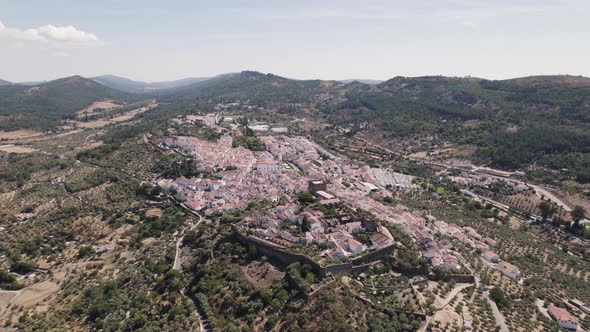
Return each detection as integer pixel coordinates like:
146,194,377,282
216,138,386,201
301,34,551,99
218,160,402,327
355,135,574,212
173,206,204,271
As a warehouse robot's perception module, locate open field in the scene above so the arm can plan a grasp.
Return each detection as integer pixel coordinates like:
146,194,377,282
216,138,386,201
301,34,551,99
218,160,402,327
0,130,43,141
0,145,39,153
76,100,120,117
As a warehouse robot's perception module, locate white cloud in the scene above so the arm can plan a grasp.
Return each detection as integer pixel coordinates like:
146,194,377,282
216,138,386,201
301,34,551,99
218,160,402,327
0,19,101,47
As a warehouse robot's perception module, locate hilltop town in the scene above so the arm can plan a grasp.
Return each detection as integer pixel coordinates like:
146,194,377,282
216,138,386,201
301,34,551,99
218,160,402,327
1,72,589,332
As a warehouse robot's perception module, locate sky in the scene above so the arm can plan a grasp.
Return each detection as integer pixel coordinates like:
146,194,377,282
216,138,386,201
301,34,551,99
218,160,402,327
1,0,590,82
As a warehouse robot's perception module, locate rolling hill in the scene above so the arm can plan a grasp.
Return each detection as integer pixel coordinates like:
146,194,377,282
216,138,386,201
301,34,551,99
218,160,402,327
0,79,11,86
166,71,345,104
0,76,138,131
319,74,590,180
339,79,383,85
91,75,212,93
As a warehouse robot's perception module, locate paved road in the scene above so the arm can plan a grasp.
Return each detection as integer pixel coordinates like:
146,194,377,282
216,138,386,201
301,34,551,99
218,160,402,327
482,289,509,332
356,136,573,213
173,207,203,271
461,189,541,220
171,206,209,331
530,184,572,212
435,283,473,310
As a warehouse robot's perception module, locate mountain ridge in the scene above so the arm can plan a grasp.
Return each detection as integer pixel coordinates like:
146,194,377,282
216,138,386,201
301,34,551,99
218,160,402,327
90,75,212,93
0,75,137,131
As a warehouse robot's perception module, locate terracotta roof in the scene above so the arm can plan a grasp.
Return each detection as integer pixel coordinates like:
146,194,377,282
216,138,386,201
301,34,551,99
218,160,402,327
548,306,577,323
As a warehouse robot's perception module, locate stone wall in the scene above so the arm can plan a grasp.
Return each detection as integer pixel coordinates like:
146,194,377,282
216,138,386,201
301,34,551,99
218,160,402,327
233,226,397,278
233,226,327,276
351,244,396,266
427,273,475,283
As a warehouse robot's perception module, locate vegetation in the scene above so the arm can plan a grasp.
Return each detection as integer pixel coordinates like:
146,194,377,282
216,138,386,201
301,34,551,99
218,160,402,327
232,135,265,151
0,76,138,130
489,287,511,309
297,191,315,204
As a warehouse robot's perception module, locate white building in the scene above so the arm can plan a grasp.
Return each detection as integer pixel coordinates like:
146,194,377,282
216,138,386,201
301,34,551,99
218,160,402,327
496,261,521,280
483,251,500,263
255,158,282,172
548,306,578,330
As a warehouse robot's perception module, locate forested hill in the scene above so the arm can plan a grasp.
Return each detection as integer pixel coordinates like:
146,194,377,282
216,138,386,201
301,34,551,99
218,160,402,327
320,74,590,182
163,71,344,104
1,71,588,180
91,75,211,93
0,76,137,131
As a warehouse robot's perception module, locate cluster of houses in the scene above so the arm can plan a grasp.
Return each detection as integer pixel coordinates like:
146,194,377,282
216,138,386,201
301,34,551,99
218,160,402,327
447,172,529,193
238,183,393,261
158,122,474,272
433,219,521,280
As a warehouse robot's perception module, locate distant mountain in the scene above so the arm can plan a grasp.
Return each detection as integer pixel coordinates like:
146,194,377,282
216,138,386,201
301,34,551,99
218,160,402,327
339,79,383,85
0,79,11,86
16,80,48,86
167,71,345,104
500,75,590,88
0,76,137,131
91,75,212,93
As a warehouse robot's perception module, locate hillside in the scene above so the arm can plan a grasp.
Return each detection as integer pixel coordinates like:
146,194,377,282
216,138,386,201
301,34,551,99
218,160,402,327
501,75,590,88
167,71,345,104
0,76,138,131
162,72,590,180
339,79,383,84
91,75,211,93
319,74,590,181
0,79,11,86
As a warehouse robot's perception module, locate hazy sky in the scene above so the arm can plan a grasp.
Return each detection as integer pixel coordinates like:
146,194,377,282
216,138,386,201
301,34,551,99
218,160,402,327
1,0,589,82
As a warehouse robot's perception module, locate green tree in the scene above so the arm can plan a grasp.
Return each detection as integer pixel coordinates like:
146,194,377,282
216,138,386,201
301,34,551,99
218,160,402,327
489,287,511,309
539,201,556,222
571,205,587,228
297,191,314,204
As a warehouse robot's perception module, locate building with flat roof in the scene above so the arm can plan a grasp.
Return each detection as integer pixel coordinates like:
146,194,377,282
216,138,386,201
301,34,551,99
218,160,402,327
256,158,282,172
309,180,327,193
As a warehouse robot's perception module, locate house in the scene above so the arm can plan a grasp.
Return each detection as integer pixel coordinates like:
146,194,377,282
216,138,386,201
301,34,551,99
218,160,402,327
445,226,462,236
434,220,448,230
483,251,500,263
326,247,345,259
319,198,340,207
431,256,443,268
475,242,490,252
466,230,482,240
370,233,391,247
345,221,363,233
442,254,460,271
345,239,364,254
279,231,299,243
308,180,327,193
310,220,326,234
483,237,497,247
496,261,521,280
548,306,578,330
315,190,335,200
255,158,282,172
275,205,298,223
